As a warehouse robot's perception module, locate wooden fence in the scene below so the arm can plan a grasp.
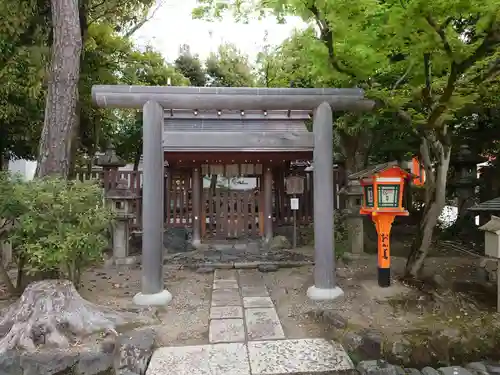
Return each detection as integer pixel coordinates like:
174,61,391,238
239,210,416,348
76,167,346,235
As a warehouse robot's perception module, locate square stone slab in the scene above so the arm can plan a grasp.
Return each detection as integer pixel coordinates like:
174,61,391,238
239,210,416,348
211,288,241,306
247,339,354,375
209,318,245,343
147,343,250,375
243,296,274,308
214,269,237,280
238,270,266,287
241,286,269,297
210,306,243,319
214,279,239,289
245,308,285,340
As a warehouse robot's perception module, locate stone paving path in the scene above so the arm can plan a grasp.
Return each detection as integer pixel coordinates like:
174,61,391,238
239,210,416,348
147,269,353,375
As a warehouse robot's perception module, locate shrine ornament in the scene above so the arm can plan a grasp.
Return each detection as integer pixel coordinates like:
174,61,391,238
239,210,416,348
359,165,410,288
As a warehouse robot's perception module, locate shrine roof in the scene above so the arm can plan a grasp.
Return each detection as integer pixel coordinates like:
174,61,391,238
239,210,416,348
348,161,400,180
478,215,500,233
468,197,500,212
162,109,313,152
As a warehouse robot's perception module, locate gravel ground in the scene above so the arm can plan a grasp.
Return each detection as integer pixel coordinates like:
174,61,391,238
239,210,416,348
262,254,482,340
80,266,213,347
0,251,483,349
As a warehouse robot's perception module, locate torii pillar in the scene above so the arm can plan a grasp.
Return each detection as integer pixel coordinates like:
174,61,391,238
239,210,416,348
307,102,344,301
132,100,172,306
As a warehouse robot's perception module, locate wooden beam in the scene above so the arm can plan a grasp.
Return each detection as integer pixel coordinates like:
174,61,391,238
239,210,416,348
163,132,313,152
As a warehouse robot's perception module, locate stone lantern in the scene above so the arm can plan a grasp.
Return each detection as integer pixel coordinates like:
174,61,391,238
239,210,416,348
452,145,484,221
335,153,364,255
95,143,126,190
106,179,137,262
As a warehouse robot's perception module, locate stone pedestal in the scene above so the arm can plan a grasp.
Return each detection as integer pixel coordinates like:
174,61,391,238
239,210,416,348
112,221,129,259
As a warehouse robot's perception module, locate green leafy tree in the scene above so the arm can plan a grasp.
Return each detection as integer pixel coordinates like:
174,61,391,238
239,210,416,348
0,174,113,292
194,0,500,277
206,43,255,87
78,23,134,172
175,44,207,86
112,47,190,168
0,0,50,168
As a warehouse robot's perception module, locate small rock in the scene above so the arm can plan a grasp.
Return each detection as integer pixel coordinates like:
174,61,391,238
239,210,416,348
320,310,348,329
336,267,348,278
343,331,363,351
258,264,279,272
438,367,473,375
77,348,113,375
484,362,500,375
421,367,441,375
342,252,357,262
268,235,291,250
391,338,411,361
406,368,423,375
196,266,215,274
359,329,383,358
480,258,498,272
117,327,156,375
465,363,489,375
357,360,398,375
20,350,79,375
0,351,21,375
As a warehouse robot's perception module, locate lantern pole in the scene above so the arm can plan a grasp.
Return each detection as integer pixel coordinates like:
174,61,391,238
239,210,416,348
372,214,395,287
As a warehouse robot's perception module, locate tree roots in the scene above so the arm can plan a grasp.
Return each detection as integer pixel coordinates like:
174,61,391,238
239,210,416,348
0,279,140,353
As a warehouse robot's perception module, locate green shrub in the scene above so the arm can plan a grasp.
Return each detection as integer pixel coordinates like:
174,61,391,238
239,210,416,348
0,173,113,289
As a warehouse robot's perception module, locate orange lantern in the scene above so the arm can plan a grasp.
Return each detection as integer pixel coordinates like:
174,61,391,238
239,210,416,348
359,163,410,287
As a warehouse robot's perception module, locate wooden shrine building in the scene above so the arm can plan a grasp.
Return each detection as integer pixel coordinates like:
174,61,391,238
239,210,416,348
163,108,316,244
92,85,373,305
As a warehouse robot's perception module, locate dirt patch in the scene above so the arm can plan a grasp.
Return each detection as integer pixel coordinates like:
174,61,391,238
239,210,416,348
77,266,212,347
271,252,500,366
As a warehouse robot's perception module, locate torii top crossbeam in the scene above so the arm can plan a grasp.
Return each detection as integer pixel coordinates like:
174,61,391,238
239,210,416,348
91,85,374,111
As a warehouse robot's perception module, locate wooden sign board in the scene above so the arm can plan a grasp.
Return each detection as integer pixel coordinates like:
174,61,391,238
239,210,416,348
285,175,305,195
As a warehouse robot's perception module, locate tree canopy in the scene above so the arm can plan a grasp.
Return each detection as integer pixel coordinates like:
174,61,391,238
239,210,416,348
193,0,500,275
2,0,500,276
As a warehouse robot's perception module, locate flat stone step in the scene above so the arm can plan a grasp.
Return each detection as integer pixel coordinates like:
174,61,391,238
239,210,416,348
146,339,353,375
247,339,353,374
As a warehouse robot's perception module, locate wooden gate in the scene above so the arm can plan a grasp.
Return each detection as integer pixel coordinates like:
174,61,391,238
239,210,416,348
203,189,261,239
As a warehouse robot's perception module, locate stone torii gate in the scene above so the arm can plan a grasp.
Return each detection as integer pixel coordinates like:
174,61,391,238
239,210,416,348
91,86,373,306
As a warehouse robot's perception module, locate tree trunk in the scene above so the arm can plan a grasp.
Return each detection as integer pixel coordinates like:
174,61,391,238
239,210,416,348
0,280,151,353
35,0,82,178
405,136,451,278
338,129,371,174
